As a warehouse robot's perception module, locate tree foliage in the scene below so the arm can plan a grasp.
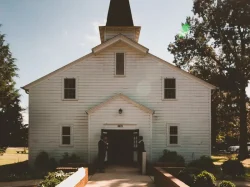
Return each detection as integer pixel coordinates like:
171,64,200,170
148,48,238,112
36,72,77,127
0,25,25,146
168,0,250,159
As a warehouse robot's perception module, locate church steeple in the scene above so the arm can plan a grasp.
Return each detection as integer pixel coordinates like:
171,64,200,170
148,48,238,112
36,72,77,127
99,0,141,43
106,0,134,26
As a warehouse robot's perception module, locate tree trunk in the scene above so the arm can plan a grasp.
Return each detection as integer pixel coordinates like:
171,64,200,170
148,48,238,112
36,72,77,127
239,81,248,160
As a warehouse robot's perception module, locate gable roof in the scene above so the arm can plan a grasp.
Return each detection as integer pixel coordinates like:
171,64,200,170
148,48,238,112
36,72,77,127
106,0,134,26
148,53,216,89
86,93,154,114
21,53,93,92
92,34,149,54
22,35,215,91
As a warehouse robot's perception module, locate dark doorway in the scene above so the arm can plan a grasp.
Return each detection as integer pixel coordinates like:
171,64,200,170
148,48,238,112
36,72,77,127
102,130,137,166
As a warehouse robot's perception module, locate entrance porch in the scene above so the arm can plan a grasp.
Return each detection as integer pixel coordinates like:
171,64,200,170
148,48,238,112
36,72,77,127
87,93,154,165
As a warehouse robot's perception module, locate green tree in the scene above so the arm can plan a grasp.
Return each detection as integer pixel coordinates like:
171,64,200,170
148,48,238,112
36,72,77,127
168,0,250,159
0,26,24,146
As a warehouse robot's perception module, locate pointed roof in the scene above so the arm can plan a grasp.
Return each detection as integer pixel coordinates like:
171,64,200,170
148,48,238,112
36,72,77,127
106,0,134,26
22,35,216,91
92,34,149,54
86,93,154,114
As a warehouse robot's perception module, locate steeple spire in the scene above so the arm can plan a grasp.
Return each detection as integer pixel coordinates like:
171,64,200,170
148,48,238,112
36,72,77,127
99,0,140,43
106,0,134,26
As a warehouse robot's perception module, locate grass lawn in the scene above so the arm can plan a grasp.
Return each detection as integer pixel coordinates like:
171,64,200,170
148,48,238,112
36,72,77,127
0,147,28,166
0,148,44,182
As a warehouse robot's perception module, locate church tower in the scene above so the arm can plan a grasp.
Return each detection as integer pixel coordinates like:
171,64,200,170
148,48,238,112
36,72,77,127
99,0,141,43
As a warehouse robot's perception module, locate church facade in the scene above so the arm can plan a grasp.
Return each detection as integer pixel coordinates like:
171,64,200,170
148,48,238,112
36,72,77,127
23,0,215,165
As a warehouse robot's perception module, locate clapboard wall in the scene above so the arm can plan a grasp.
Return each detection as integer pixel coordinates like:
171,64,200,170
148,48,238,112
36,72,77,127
28,41,211,165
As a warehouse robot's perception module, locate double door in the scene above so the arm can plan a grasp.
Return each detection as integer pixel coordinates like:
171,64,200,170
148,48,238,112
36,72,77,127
101,129,139,165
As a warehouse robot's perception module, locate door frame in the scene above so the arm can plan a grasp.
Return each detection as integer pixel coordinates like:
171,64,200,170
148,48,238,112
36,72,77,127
101,129,139,164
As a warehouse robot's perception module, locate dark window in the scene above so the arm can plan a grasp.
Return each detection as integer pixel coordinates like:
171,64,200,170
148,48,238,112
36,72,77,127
116,53,125,75
164,78,176,99
62,126,71,145
64,78,76,99
169,126,178,144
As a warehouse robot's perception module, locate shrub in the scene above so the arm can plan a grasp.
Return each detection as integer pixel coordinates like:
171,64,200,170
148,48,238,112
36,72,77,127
35,151,50,172
221,159,245,178
34,151,57,172
188,156,215,172
158,150,185,165
218,180,236,187
38,170,73,187
177,167,200,186
194,171,216,187
48,158,58,171
59,153,81,166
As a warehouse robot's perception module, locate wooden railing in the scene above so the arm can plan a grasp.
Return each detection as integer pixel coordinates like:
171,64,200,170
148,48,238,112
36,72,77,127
56,167,88,187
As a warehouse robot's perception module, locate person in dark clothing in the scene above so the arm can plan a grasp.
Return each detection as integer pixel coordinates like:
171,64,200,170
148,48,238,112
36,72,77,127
137,136,145,171
98,135,108,172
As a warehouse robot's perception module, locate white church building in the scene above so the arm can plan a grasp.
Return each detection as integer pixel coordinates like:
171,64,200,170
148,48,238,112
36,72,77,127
23,0,215,166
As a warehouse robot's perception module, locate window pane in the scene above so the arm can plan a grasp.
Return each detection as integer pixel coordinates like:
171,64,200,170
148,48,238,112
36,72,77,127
116,53,124,75
64,79,76,89
62,136,71,145
170,136,178,144
62,127,71,135
170,126,178,135
165,79,175,89
164,89,176,99
64,89,76,99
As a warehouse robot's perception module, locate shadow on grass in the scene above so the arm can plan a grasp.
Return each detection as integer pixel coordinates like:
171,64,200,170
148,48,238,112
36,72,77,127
0,161,43,182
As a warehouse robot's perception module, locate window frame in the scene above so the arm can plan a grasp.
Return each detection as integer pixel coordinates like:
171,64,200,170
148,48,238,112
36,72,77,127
114,52,126,77
167,124,180,146
62,77,78,101
162,77,177,100
60,125,73,146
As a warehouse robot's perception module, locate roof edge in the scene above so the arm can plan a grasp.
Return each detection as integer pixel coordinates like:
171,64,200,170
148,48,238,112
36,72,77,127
148,53,217,89
92,34,148,54
87,93,154,115
22,52,93,91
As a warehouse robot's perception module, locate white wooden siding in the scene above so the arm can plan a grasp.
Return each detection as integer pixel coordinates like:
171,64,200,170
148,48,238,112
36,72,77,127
28,41,211,165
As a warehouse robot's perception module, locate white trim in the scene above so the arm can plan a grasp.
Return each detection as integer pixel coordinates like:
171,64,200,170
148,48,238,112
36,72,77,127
88,114,91,163
56,167,86,187
167,123,180,147
150,114,153,162
61,77,79,101
115,52,126,76
208,90,212,156
92,34,149,55
150,53,216,89
162,77,177,100
22,53,92,90
103,124,138,130
86,93,154,114
22,36,215,91
60,125,74,147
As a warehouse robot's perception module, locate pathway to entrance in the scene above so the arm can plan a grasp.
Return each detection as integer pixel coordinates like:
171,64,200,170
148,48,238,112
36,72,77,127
86,166,155,187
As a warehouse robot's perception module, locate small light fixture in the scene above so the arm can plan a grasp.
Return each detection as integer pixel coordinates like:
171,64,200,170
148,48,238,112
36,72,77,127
119,108,123,114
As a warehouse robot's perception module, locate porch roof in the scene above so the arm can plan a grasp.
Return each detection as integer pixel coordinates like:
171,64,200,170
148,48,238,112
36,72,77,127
86,93,154,115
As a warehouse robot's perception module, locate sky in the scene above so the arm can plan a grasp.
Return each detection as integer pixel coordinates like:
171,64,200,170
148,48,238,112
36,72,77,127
0,0,249,124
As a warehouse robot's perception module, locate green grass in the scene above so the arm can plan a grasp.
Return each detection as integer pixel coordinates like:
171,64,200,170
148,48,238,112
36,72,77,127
0,148,28,166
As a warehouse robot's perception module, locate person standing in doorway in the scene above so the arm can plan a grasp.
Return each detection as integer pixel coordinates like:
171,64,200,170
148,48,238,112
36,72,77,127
98,135,108,172
137,136,145,171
